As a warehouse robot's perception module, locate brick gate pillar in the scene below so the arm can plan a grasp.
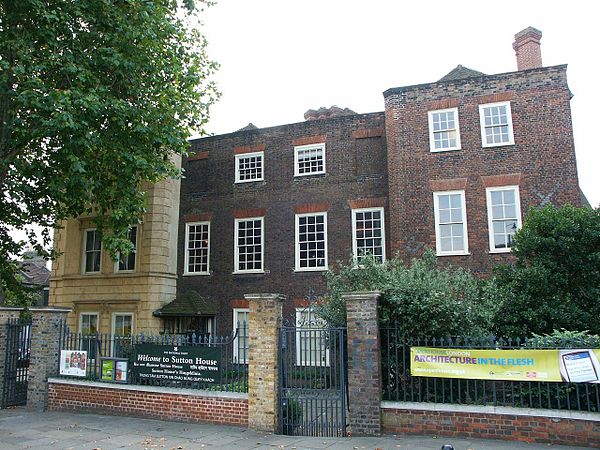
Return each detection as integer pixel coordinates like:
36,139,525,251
26,308,70,410
343,291,382,436
0,307,22,407
245,293,285,433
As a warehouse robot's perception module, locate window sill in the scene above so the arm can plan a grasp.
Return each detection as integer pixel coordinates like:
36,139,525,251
182,272,211,276
234,179,264,184
232,271,265,275
293,172,326,178
482,141,515,148
294,267,328,273
430,147,461,153
489,249,512,254
436,252,471,257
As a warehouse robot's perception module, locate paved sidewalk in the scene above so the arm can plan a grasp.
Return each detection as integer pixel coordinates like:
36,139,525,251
0,409,589,450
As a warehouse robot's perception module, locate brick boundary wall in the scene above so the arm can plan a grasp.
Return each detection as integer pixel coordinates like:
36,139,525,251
382,402,600,448
48,379,248,426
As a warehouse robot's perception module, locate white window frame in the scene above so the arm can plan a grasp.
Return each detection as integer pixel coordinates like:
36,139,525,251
479,101,515,147
352,207,386,264
486,186,522,253
235,151,264,183
433,190,469,256
294,143,326,177
82,228,101,274
295,212,328,272
115,225,139,273
295,308,330,367
232,308,249,364
428,107,461,152
234,217,264,274
79,312,99,335
184,221,210,276
111,312,134,357
112,312,134,336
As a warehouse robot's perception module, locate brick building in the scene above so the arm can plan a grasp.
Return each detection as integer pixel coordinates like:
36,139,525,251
177,27,583,335
50,27,585,339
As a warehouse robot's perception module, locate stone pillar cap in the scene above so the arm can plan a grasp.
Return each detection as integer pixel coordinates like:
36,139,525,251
341,291,382,298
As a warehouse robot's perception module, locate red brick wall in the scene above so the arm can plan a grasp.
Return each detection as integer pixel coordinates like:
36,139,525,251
48,380,248,426
384,64,581,275
181,112,388,333
382,407,600,448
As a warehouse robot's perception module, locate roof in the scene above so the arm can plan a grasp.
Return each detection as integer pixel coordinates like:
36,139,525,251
438,65,486,82
19,260,50,287
237,123,259,132
153,291,217,317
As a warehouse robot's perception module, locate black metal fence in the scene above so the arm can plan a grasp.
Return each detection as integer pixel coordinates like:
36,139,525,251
381,323,600,412
58,321,248,393
2,317,32,407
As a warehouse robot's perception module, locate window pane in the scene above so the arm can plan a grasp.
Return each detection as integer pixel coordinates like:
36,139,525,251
236,218,263,271
354,209,384,264
187,223,209,273
298,214,327,268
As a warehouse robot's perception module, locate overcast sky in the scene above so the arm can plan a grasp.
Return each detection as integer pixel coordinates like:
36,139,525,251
198,0,599,207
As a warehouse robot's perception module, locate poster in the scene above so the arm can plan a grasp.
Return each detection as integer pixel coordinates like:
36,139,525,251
59,350,87,377
411,347,600,383
115,361,128,382
101,359,115,381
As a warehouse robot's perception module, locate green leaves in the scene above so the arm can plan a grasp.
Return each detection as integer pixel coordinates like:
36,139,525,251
0,0,219,303
493,205,600,337
320,250,497,337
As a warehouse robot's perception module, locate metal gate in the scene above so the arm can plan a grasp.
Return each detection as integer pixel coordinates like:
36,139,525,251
278,323,347,437
2,317,32,408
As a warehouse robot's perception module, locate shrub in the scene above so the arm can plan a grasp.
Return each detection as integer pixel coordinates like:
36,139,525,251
493,205,600,337
319,250,498,337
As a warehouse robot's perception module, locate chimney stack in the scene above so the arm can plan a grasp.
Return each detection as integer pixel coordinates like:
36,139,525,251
513,27,543,70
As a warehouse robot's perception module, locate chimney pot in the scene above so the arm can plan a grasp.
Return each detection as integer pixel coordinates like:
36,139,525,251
513,26,543,71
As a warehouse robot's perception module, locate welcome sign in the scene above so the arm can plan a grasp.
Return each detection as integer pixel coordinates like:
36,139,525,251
132,344,221,384
411,347,600,383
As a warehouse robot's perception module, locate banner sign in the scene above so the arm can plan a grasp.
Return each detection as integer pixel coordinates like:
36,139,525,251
132,344,221,384
59,350,87,377
411,347,600,383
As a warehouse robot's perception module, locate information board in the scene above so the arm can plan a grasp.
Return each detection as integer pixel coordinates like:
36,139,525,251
132,344,221,384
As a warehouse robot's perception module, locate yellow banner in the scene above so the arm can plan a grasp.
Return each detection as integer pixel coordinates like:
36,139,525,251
411,347,600,383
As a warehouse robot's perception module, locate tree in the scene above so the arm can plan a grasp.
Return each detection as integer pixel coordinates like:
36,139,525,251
0,0,219,303
319,251,497,337
493,205,600,336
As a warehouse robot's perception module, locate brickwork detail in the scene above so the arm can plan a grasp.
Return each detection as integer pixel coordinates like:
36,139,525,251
429,178,468,192
347,197,387,209
382,407,600,448
183,212,213,222
293,203,331,214
234,144,266,155
245,293,284,433
481,173,523,187
232,208,267,218
48,381,248,426
352,128,384,139
343,291,382,436
188,151,209,161
27,308,70,410
428,98,460,110
230,299,249,308
292,135,327,146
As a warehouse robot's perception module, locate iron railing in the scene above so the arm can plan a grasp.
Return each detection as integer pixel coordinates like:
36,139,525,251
1,317,32,408
381,323,600,412
58,321,248,393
